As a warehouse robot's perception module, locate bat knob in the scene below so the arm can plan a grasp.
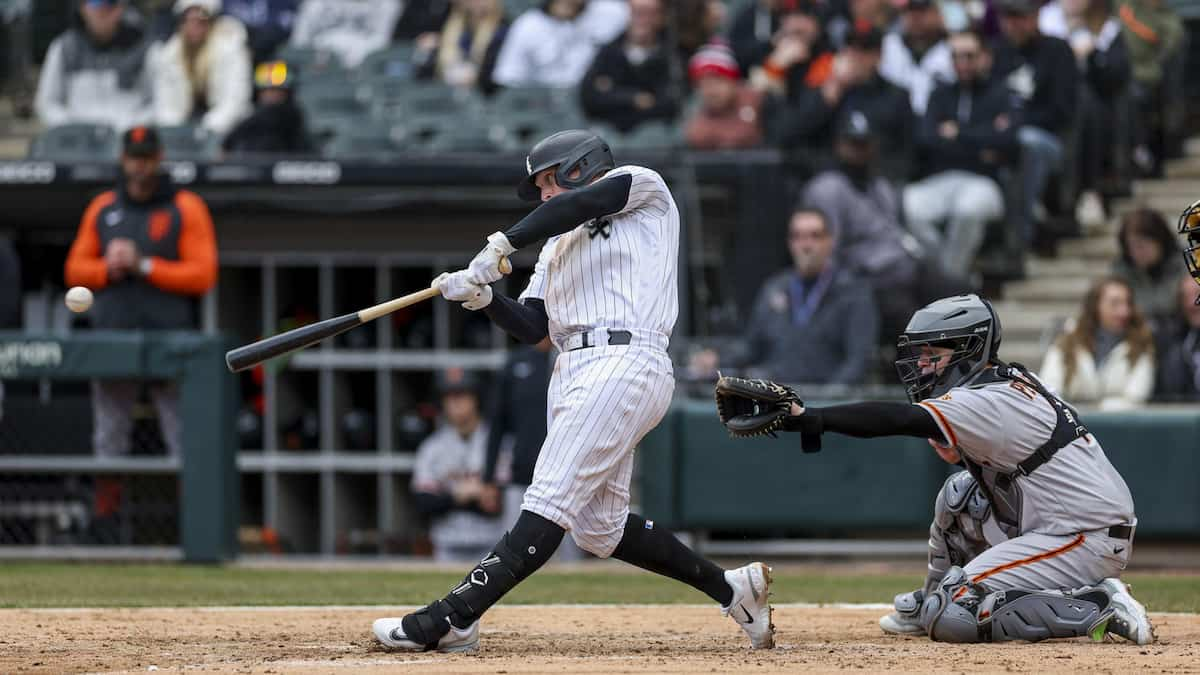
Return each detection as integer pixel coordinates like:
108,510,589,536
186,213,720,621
499,257,512,275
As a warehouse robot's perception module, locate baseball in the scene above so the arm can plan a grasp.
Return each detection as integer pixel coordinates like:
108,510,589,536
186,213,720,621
65,286,94,313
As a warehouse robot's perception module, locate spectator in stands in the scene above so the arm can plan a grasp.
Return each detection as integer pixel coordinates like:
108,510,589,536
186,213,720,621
394,0,453,40
1111,207,1183,328
1039,0,1130,231
482,340,585,559
35,0,155,131
801,112,932,338
677,0,728,58
827,0,894,49
223,0,299,62
991,0,1077,242
1040,277,1154,410
290,0,404,68
492,0,629,88
411,369,503,562
415,0,509,94
1,0,35,119
879,0,953,115
766,21,912,178
904,29,1015,280
1119,0,1184,177
1155,275,1200,400
726,0,790,75
64,126,219,457
151,0,253,137
690,208,879,384
684,42,763,150
222,60,313,154
744,1,834,102
580,0,679,132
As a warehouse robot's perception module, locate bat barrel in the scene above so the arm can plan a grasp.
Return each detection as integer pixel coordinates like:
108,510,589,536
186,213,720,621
225,312,361,372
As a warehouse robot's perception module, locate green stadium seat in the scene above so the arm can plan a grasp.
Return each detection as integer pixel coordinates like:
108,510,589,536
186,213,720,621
27,124,118,161
369,82,484,123
155,124,220,161
357,43,421,81
277,44,347,81
395,114,516,153
322,123,409,159
489,86,576,114
296,78,371,119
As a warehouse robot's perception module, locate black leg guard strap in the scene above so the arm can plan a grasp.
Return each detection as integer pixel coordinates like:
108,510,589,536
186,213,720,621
442,510,564,629
611,513,733,606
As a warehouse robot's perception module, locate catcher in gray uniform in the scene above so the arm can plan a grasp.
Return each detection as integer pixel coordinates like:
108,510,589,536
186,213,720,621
715,294,1155,644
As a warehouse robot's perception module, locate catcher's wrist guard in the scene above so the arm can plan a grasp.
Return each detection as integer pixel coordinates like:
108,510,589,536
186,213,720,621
713,375,822,451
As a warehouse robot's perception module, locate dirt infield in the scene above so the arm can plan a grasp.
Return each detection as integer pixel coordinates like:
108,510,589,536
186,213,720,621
2,605,1197,674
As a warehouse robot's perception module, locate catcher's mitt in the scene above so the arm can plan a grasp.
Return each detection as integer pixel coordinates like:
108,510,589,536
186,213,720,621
714,375,803,438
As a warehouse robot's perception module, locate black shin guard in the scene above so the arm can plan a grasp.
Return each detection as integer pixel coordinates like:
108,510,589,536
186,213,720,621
611,514,733,606
404,510,565,644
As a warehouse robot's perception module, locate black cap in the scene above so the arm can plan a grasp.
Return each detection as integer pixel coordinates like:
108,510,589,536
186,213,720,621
122,125,162,157
844,19,884,50
837,110,875,142
436,368,481,396
903,0,936,10
995,0,1038,14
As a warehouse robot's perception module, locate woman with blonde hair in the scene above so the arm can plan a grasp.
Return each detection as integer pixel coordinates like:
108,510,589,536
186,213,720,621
417,0,509,93
1040,277,1155,409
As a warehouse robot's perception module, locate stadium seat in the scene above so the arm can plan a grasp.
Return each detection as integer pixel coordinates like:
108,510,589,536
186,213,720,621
394,114,516,153
490,109,571,149
296,78,371,119
358,43,420,81
323,123,409,159
27,123,118,162
368,82,484,123
489,86,576,114
155,124,220,161
601,121,684,153
277,44,346,81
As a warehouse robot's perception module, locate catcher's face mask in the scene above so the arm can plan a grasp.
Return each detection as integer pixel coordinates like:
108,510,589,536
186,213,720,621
895,336,985,403
1179,199,1200,304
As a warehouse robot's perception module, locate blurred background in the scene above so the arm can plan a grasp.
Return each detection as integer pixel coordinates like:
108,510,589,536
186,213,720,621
0,0,1198,562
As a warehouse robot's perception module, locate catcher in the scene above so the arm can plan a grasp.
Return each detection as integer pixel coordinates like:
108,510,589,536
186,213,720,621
1179,199,1200,302
715,294,1155,644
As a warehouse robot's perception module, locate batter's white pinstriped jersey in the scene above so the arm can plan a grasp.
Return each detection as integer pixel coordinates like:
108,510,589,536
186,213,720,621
519,165,679,346
515,164,679,557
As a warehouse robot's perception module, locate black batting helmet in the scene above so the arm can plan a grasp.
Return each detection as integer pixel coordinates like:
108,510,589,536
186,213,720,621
517,129,614,201
894,294,1003,402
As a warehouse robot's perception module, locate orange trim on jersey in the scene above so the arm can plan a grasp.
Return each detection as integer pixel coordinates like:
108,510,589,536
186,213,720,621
804,52,834,88
143,190,218,296
918,401,958,447
1119,5,1160,44
64,190,118,290
970,534,1087,585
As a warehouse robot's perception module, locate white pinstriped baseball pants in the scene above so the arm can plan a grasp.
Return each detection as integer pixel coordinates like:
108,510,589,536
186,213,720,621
521,345,674,557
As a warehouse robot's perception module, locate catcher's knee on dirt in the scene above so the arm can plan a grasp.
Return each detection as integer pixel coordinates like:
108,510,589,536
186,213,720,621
919,567,1111,643
926,471,994,593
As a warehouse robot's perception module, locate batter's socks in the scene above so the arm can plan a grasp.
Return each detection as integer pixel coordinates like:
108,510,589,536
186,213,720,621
611,513,734,606
403,510,564,645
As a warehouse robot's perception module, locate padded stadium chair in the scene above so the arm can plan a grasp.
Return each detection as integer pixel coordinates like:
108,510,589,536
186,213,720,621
489,86,576,114
358,43,420,81
604,120,684,153
296,78,371,119
27,123,118,162
389,113,515,153
323,123,409,159
155,124,220,161
276,44,346,82
491,108,573,149
369,82,484,123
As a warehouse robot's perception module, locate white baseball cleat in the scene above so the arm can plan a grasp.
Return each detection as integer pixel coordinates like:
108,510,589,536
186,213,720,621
1095,578,1155,645
722,562,776,649
372,617,480,653
879,589,926,636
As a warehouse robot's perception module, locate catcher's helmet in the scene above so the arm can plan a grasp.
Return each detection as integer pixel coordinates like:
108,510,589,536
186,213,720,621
517,129,614,201
1177,199,1200,304
894,294,1003,403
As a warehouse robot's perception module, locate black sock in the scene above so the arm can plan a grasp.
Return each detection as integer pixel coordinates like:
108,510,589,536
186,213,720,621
407,510,564,643
611,513,733,606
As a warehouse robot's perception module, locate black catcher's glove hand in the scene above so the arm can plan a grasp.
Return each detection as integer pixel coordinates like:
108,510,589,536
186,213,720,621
714,375,803,438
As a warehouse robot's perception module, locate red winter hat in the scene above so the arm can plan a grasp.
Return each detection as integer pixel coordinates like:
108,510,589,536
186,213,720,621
689,42,741,82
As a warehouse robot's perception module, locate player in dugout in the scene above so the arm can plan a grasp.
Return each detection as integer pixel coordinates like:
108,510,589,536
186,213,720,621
714,294,1155,645
65,125,218,458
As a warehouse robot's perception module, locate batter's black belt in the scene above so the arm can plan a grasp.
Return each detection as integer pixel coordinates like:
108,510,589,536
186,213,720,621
1108,524,1134,540
565,330,632,351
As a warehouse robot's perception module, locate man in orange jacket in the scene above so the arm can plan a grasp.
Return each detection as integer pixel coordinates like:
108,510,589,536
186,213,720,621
65,125,218,457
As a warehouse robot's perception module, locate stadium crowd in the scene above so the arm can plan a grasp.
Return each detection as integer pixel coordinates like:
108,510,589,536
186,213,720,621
2,0,1197,408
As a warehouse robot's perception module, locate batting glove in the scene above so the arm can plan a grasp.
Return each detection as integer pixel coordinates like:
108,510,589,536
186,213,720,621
433,271,493,311
466,232,516,285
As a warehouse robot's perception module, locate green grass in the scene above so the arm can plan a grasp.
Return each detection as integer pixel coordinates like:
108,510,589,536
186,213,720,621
1,564,1197,612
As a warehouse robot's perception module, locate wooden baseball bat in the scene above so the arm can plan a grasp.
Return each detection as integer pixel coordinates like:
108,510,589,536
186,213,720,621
224,258,510,373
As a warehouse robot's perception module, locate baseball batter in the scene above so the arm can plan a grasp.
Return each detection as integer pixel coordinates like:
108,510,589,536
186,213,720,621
372,130,775,653
715,294,1154,644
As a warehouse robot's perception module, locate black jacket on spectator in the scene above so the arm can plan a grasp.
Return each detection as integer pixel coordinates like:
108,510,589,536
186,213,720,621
483,345,552,486
222,100,314,154
767,73,913,176
1156,323,1200,400
990,34,1077,133
726,2,780,74
916,75,1018,179
580,33,681,133
720,266,879,385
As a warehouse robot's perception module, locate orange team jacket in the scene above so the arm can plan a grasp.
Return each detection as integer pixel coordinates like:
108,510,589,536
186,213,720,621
64,180,218,330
